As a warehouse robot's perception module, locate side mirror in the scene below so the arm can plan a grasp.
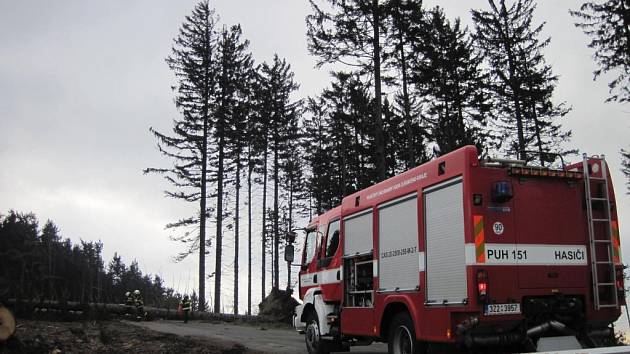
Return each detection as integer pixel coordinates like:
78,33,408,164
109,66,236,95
286,231,298,244
284,244,295,263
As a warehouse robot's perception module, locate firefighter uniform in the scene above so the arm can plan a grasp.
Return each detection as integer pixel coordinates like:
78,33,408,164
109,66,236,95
133,290,144,319
180,296,192,323
124,291,134,315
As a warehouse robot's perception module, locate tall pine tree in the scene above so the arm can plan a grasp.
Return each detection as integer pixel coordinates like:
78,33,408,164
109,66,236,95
211,24,255,313
472,0,571,163
302,97,334,214
412,7,490,156
258,55,301,290
145,1,219,311
304,72,377,211
383,0,427,168
218,24,254,315
307,0,387,180
571,0,630,103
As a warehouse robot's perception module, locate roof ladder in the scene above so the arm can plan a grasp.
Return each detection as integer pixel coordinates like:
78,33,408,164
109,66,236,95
583,153,618,310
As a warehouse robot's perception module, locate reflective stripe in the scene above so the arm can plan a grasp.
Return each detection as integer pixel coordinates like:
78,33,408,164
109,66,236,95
474,215,485,263
300,267,342,287
302,243,589,287
320,267,342,284
465,244,476,265
466,243,588,266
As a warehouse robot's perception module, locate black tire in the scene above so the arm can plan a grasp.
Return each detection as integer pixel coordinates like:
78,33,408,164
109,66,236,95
305,311,330,354
387,312,426,354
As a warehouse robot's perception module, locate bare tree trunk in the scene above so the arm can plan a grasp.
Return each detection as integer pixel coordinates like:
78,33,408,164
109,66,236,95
261,147,268,300
214,133,225,314
198,75,210,312
234,158,241,315
398,24,414,169
501,14,526,161
273,144,280,290
247,147,253,316
287,177,294,290
372,0,386,181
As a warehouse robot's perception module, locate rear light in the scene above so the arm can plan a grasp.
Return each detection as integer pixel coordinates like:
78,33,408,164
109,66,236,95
616,268,624,293
491,181,513,203
477,269,489,304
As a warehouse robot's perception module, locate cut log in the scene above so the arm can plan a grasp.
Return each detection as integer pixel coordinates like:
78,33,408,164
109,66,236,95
0,306,16,341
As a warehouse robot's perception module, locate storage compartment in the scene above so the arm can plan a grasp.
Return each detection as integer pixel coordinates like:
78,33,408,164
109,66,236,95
424,178,467,305
344,255,374,307
378,193,420,292
344,210,373,256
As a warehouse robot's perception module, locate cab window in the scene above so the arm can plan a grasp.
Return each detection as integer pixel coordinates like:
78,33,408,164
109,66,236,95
316,224,326,259
325,219,340,258
303,229,317,264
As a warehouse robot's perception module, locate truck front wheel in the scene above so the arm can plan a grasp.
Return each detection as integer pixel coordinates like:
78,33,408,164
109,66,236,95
305,311,330,354
388,312,426,354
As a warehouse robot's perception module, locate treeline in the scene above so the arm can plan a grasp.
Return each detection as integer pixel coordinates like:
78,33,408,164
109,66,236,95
0,210,186,309
147,0,630,315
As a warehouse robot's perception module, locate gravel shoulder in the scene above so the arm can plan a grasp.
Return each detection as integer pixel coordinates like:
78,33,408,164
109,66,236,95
127,320,389,354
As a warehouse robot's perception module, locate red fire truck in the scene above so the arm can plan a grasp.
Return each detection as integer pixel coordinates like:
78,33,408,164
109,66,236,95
287,145,623,353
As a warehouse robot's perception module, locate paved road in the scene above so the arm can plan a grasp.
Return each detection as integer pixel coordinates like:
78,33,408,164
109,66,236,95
127,320,388,354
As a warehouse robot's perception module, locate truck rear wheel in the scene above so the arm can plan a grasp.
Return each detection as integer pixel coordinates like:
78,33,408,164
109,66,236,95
388,312,426,354
305,311,330,354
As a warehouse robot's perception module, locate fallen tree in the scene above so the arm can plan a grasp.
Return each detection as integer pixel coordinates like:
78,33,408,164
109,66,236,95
3,298,279,324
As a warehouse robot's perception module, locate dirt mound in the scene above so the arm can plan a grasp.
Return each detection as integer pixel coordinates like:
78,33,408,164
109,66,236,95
257,288,299,324
0,320,255,354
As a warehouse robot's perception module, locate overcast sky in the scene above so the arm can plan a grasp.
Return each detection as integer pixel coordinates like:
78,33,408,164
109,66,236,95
0,0,628,318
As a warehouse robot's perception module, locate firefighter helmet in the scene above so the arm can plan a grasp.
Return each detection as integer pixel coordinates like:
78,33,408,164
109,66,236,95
125,291,130,297
134,290,140,295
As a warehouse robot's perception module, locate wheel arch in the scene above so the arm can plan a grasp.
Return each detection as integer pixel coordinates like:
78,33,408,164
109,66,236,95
301,303,316,322
378,296,420,340
300,287,322,322
300,287,336,336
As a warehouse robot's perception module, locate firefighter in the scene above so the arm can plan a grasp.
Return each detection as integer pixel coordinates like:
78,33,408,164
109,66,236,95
180,295,192,323
124,291,134,315
133,289,145,319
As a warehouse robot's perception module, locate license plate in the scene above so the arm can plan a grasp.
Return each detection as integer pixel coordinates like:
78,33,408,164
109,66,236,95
484,303,521,316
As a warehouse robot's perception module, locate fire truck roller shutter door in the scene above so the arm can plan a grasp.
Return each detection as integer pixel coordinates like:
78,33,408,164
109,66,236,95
378,193,419,292
424,177,467,305
344,210,373,256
